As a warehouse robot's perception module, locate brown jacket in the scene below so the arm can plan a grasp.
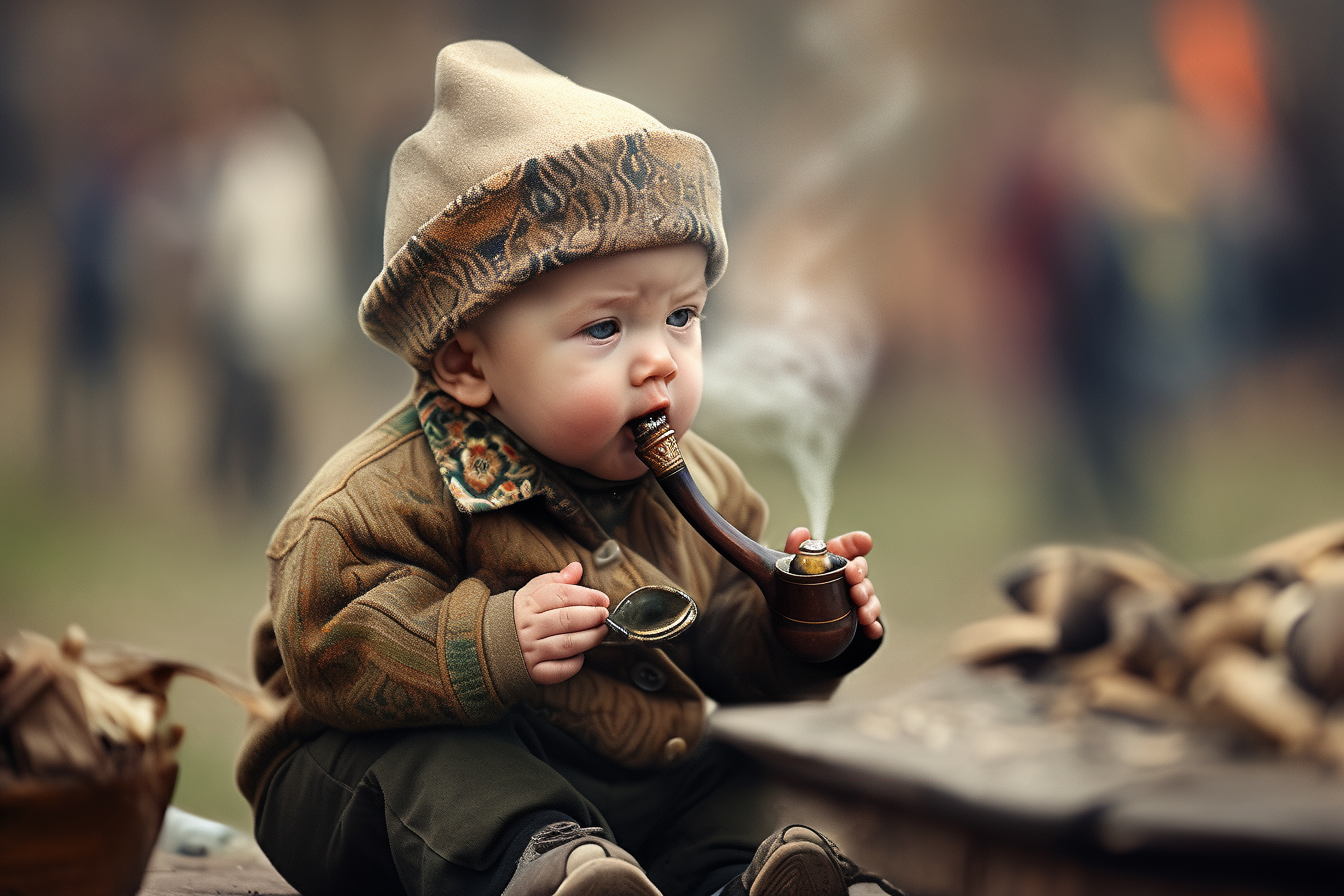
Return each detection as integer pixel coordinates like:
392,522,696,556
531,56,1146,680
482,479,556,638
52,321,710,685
236,393,871,807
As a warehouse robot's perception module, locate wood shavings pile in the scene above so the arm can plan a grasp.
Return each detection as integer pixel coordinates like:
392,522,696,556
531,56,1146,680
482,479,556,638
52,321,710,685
952,521,1344,767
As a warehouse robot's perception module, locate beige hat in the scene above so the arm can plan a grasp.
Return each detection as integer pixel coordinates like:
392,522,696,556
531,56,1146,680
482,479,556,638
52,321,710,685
359,40,727,370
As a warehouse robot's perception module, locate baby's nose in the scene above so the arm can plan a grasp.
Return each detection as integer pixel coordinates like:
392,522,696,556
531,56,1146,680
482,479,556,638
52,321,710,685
631,338,677,384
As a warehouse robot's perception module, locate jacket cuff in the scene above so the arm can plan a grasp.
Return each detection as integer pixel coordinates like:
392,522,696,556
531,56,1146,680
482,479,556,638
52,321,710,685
482,590,537,705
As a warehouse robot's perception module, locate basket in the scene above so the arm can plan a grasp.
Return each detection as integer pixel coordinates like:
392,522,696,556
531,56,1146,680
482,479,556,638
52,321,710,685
0,755,177,896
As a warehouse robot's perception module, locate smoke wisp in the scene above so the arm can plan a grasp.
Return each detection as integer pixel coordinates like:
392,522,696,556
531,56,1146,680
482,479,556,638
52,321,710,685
701,285,879,540
698,35,915,541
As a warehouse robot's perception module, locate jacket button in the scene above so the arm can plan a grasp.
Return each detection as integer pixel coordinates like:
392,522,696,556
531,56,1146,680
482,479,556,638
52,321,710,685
663,737,687,762
593,540,623,568
630,661,666,692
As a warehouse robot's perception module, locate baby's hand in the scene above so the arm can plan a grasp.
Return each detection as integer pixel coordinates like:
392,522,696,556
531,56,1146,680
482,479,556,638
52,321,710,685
515,562,610,685
786,527,884,640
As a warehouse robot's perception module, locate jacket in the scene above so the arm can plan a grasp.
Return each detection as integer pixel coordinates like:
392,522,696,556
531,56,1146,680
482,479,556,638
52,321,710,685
235,390,877,807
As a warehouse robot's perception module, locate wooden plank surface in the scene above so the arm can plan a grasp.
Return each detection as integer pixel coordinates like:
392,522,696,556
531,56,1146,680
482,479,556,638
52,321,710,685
712,665,1344,894
139,847,296,896
133,665,1344,895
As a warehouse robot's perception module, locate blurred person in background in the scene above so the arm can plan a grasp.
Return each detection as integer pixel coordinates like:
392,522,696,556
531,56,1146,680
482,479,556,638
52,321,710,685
45,81,154,488
986,0,1294,540
1153,0,1290,369
1185,0,1344,378
991,100,1151,538
196,76,342,510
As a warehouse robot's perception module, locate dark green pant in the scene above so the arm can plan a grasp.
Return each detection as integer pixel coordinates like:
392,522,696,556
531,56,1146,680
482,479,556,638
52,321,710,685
256,707,774,896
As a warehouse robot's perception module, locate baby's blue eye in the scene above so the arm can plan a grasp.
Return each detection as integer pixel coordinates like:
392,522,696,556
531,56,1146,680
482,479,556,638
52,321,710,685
667,307,698,328
583,320,619,340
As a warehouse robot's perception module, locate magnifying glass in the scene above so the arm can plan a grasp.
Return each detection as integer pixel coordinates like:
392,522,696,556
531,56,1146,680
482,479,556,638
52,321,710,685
605,586,698,643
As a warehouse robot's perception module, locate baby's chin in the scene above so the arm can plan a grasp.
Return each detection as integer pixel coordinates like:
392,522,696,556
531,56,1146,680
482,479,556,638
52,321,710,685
564,440,653,483
555,415,695,482
582,453,652,483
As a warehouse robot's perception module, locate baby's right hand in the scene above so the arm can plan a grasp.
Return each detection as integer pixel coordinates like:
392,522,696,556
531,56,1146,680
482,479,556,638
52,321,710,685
515,561,610,685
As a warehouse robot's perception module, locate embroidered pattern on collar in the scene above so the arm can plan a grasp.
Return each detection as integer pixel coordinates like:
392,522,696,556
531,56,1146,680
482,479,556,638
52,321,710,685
415,384,541,514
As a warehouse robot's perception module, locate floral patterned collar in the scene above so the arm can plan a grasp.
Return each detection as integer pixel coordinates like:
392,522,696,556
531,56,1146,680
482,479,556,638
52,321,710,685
413,378,649,549
414,381,545,514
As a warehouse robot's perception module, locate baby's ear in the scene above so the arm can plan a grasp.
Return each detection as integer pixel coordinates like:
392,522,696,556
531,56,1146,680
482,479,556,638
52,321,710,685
431,335,493,407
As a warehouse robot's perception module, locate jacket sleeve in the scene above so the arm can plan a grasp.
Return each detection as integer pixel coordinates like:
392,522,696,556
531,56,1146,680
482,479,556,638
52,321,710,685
667,436,882,704
268,475,536,732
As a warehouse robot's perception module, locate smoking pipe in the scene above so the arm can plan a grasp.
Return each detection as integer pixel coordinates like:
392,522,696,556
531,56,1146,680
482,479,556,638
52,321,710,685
629,412,858,662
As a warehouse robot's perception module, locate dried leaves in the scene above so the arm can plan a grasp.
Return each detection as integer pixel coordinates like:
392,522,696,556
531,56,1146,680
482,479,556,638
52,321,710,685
0,625,277,782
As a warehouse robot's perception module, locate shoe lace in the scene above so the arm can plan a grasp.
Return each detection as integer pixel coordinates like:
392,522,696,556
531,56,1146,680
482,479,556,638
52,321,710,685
519,820,608,865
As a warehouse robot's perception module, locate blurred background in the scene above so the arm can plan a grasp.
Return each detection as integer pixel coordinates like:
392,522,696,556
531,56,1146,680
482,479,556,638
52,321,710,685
4,0,1344,830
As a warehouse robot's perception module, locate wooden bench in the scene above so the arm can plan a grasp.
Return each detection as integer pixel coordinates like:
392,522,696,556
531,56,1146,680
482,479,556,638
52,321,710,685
139,847,296,895
136,666,1344,895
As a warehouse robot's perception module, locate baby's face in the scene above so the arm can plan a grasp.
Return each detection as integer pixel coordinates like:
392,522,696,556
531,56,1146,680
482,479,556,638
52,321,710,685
452,244,707,481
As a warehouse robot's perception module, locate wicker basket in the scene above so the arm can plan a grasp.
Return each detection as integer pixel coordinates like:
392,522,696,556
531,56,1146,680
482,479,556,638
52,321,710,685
1,627,273,896
0,754,177,896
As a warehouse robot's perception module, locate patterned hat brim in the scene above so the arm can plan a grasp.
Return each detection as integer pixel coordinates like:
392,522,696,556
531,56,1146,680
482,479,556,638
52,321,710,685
360,129,727,370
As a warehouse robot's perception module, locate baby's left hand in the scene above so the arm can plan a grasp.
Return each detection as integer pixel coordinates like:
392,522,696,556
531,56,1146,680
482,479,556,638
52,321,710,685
786,527,883,640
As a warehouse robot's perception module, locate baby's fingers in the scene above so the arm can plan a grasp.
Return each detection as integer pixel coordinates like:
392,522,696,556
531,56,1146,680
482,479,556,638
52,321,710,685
827,531,873,560
844,555,869,586
784,527,812,554
850,579,883,638
553,585,610,611
530,621,609,661
849,577,876,612
529,654,587,686
517,562,587,610
533,601,609,639
536,561,585,590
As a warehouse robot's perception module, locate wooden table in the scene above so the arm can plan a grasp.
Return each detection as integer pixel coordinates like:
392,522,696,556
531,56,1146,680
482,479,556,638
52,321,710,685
711,666,1344,896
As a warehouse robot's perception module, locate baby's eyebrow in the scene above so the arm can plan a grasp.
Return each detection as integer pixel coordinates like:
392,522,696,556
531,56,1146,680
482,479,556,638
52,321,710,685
581,292,640,309
555,293,636,327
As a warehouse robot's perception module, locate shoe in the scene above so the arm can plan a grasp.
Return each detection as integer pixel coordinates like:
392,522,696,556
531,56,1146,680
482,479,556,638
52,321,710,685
725,826,903,896
502,821,662,896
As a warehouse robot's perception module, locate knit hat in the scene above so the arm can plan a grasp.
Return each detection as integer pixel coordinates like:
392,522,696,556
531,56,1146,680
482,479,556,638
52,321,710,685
359,40,728,370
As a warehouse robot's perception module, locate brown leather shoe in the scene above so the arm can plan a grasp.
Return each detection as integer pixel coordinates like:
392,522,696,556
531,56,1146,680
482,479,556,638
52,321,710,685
725,826,903,896
502,821,662,896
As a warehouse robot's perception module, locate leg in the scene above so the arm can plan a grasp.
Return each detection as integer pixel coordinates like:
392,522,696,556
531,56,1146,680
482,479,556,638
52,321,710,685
256,714,606,896
547,738,775,896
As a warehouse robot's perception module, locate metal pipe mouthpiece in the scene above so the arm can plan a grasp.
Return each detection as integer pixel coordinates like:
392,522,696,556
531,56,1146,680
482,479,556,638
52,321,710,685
629,411,686,479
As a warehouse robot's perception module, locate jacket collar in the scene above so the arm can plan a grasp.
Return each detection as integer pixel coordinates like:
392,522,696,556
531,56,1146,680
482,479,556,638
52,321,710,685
413,380,627,548
415,382,542,514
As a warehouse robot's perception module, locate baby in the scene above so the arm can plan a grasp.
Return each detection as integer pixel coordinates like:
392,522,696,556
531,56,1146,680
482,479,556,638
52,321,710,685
236,40,895,896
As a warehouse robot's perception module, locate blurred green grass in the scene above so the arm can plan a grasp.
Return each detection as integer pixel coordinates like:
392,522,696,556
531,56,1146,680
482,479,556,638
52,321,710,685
4,374,1344,829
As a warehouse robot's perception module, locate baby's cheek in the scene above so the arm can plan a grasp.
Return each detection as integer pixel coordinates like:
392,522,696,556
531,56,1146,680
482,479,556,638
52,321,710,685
562,383,625,433
668,359,702,434
534,384,629,469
